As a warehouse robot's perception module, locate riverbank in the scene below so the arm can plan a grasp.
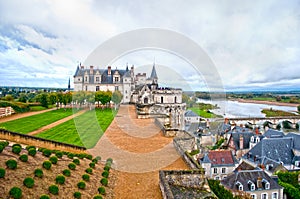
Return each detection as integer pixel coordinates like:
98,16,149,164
233,99,300,107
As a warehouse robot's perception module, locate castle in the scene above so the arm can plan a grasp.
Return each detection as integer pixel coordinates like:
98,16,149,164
74,63,186,129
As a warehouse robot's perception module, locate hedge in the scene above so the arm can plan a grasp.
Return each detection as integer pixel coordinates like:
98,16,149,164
0,100,30,113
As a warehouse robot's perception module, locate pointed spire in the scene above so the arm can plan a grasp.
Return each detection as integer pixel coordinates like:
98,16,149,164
68,77,71,91
150,62,158,79
126,63,129,71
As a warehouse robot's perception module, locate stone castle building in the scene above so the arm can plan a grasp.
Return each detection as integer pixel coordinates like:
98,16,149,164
73,63,186,129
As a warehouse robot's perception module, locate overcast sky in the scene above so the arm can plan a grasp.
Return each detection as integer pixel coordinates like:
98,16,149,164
0,0,299,91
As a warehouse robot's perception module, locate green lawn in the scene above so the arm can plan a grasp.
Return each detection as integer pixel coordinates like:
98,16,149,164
188,107,221,118
0,109,77,134
36,108,117,148
261,109,296,117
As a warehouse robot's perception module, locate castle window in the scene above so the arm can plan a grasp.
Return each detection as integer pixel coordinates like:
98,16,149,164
213,168,217,174
114,77,119,82
221,168,226,174
161,96,164,103
115,86,119,91
261,193,267,199
175,96,177,103
78,78,81,81
96,77,99,82
236,182,243,191
272,192,278,199
85,86,88,91
85,76,87,82
96,86,99,91
251,136,254,143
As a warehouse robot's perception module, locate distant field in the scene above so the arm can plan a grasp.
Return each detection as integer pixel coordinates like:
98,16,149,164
0,109,77,134
188,107,221,118
261,109,296,117
36,108,117,148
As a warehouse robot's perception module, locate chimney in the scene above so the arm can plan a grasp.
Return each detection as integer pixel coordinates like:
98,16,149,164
80,65,84,70
257,177,262,189
255,128,259,135
225,118,229,125
90,66,94,75
108,66,111,75
239,134,244,149
131,65,134,75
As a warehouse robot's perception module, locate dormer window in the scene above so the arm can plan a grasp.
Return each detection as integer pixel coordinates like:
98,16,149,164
256,137,260,143
262,179,270,189
295,161,300,167
248,180,255,191
251,136,254,143
236,182,243,191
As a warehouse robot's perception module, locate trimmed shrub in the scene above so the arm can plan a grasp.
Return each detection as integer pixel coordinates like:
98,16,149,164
93,195,103,199
23,177,34,188
82,174,90,182
38,147,45,152
86,154,93,160
43,149,52,157
73,158,80,165
89,162,95,168
49,184,59,195
40,194,50,199
55,175,65,185
0,145,4,153
100,178,108,186
19,154,28,162
74,191,81,198
26,145,36,151
63,169,71,177
12,145,21,154
105,162,111,167
92,158,98,164
55,151,63,158
77,153,86,159
9,187,22,199
67,153,74,159
28,148,37,156
98,186,106,195
103,165,110,172
106,158,113,163
0,167,6,178
6,159,17,169
34,168,43,178
43,161,52,170
49,156,58,164
0,141,9,147
77,181,86,189
12,143,21,148
102,171,109,178
68,163,76,170
85,168,93,174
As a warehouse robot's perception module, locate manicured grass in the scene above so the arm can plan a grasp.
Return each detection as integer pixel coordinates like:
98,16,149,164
261,109,297,117
0,109,77,134
188,107,220,118
36,109,117,148
29,106,48,111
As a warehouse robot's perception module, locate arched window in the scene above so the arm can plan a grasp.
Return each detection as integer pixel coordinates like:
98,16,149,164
161,96,164,103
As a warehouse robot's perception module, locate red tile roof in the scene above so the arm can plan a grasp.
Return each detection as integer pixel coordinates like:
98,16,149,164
208,150,234,165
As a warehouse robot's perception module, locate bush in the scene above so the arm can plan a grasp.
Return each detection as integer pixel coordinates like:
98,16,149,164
103,165,110,172
98,186,106,195
55,151,63,158
106,158,113,163
38,147,45,152
77,153,86,159
73,158,80,165
43,149,52,157
49,184,59,195
0,145,4,153
82,174,90,182
9,187,22,199
105,162,111,168
55,174,65,185
0,141,9,147
0,100,30,113
23,177,34,188
0,167,6,178
93,195,103,199
86,154,93,160
73,191,81,199
85,168,93,174
12,143,21,148
102,171,109,178
28,148,37,156
67,153,74,159
49,156,58,164
77,181,86,189
92,158,99,164
43,160,52,170
6,159,17,169
63,169,71,177
19,154,28,162
34,168,43,178
68,162,76,170
89,162,95,168
40,194,50,199
12,145,21,154
100,178,108,186
26,145,36,151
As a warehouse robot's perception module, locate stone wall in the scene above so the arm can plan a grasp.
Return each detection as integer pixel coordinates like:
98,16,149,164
0,129,86,153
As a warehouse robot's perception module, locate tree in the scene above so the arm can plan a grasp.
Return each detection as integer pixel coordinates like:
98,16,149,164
276,123,281,130
96,91,112,108
282,120,292,129
5,95,14,101
39,93,49,108
112,91,123,109
49,93,57,105
18,93,27,103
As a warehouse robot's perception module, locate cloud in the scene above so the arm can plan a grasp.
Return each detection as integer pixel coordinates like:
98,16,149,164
0,0,299,91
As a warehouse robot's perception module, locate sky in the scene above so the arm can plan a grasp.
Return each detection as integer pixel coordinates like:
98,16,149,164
0,0,299,91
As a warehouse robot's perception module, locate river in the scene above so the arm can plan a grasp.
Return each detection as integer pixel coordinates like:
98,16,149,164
197,99,298,118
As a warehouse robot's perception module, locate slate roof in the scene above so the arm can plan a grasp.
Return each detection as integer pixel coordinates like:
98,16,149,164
264,129,284,138
221,170,282,192
234,161,256,172
228,131,253,150
286,132,300,150
243,137,294,165
150,64,158,79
